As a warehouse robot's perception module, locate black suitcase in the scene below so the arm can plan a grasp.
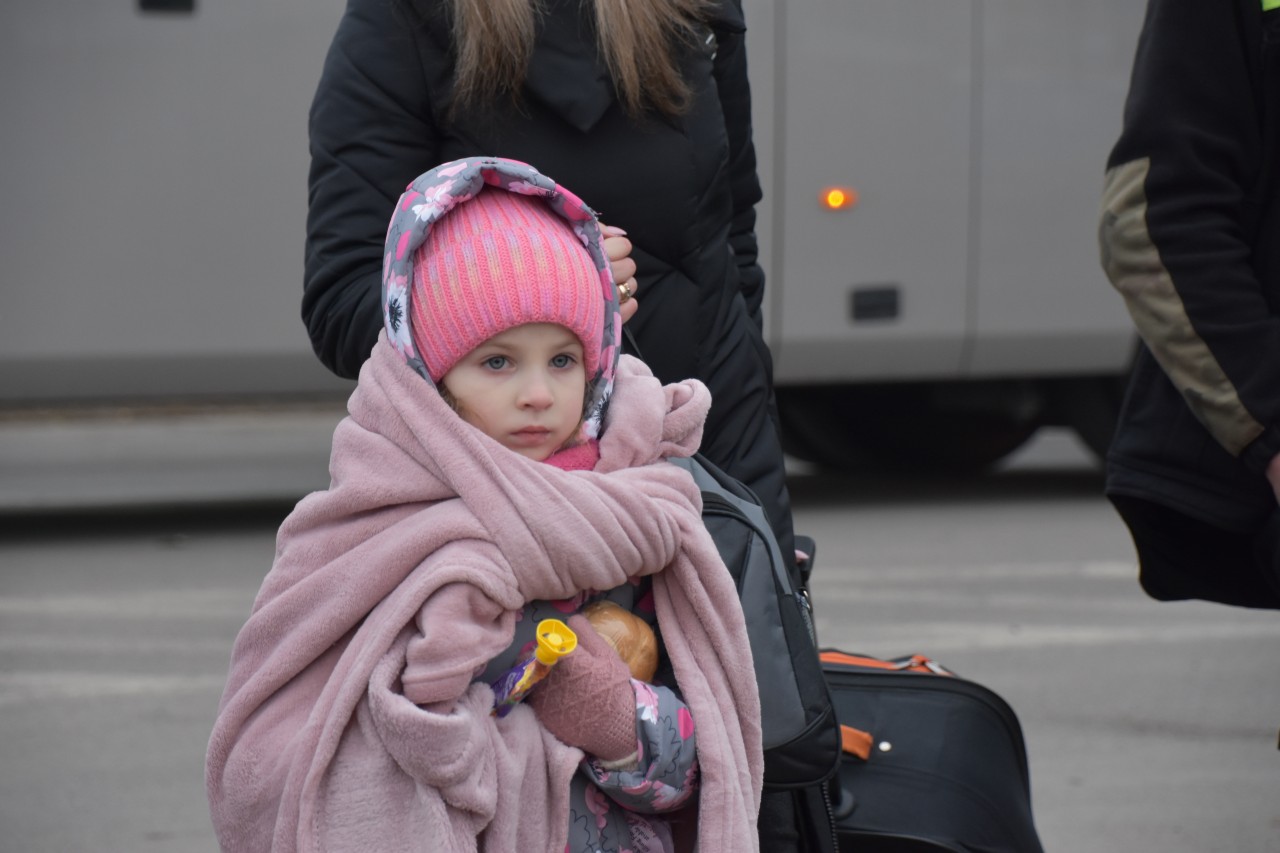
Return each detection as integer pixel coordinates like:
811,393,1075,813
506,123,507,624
819,650,1045,853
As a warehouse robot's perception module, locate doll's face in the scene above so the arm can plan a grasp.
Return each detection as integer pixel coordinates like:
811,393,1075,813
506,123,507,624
441,323,587,461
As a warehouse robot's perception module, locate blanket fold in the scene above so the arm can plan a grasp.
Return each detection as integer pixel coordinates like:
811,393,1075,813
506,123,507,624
206,343,762,852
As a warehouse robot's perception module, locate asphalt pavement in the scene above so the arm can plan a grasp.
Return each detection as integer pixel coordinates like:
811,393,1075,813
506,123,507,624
2,407,1277,852
0,399,349,516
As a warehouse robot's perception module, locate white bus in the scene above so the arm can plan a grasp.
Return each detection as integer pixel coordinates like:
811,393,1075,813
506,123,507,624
0,0,1146,471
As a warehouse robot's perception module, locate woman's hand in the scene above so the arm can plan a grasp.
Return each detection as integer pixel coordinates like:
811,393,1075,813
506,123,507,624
601,224,639,323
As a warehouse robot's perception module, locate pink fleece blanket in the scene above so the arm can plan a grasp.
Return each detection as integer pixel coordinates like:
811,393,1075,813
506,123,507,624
206,342,763,852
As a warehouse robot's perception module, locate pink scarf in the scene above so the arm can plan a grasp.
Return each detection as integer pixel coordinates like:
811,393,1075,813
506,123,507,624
206,342,762,851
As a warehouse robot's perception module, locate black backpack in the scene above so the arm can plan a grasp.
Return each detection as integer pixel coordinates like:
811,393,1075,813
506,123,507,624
669,454,841,788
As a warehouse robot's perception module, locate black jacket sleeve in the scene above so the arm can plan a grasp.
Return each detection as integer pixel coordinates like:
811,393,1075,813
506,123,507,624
711,5,767,329
304,0,444,379
1100,0,1280,473
703,2,796,571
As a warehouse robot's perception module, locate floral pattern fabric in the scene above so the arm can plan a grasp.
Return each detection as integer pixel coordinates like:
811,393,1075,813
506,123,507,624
481,581,699,853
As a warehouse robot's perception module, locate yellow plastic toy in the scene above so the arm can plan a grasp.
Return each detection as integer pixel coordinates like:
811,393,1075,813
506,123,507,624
491,618,578,717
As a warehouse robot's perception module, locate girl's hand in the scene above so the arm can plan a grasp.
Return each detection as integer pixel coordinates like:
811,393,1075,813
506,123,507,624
601,224,639,323
527,614,638,765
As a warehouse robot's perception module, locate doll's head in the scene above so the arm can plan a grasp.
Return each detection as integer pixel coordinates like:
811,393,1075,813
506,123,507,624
380,158,622,458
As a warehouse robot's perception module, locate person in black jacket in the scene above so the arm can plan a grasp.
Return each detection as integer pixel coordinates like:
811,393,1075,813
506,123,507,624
1099,0,1280,609
304,0,796,575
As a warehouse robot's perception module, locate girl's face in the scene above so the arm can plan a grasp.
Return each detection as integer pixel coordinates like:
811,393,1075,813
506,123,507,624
440,323,587,461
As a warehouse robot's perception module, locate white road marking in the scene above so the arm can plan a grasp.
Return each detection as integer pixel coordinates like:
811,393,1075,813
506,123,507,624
0,590,252,620
813,618,1280,653
0,672,228,707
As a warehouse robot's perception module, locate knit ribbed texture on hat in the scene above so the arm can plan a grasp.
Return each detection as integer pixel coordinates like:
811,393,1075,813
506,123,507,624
410,187,604,383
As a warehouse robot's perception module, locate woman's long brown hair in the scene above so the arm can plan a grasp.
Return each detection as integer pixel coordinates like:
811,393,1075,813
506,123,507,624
449,0,713,119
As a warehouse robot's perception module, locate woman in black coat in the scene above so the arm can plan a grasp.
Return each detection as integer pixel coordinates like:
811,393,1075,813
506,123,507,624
304,0,796,569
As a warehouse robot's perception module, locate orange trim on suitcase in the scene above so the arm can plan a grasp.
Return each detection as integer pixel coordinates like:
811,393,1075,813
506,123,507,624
820,650,954,675
839,724,874,760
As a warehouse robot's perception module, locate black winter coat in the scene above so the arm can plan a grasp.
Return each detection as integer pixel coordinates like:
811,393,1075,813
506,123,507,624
1100,0,1280,531
304,0,795,561
1099,0,1280,606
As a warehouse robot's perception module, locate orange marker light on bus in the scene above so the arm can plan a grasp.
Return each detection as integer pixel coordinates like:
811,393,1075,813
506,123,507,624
822,187,858,210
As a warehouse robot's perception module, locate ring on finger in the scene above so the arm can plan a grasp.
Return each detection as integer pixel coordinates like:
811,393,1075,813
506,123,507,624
617,281,634,304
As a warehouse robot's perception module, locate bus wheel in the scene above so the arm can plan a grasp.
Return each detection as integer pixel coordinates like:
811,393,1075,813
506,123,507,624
1048,374,1129,462
778,383,1042,475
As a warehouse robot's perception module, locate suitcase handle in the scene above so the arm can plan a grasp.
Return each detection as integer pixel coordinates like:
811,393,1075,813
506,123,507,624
840,725,873,761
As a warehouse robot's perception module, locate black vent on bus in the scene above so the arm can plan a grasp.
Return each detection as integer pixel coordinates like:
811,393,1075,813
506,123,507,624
850,285,901,322
139,0,196,12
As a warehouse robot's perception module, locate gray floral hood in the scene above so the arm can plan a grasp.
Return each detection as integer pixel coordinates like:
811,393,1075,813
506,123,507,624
381,157,621,439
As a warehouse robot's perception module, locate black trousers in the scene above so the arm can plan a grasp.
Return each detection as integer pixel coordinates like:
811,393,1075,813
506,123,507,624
1110,494,1280,609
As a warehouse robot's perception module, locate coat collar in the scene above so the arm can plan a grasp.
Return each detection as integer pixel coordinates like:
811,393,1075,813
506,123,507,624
522,0,746,134
524,0,614,133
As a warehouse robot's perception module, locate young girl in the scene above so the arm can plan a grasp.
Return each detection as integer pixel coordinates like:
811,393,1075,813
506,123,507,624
206,157,762,852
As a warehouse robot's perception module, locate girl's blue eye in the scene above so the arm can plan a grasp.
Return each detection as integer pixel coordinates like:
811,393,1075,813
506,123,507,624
483,356,509,370
550,354,576,368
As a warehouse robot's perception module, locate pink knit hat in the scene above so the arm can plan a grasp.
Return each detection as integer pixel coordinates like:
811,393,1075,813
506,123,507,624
409,187,605,384
382,158,621,440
